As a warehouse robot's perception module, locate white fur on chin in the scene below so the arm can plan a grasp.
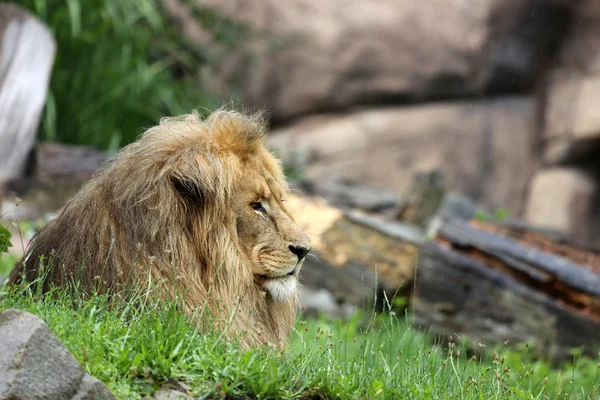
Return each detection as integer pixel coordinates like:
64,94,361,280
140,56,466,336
263,276,297,302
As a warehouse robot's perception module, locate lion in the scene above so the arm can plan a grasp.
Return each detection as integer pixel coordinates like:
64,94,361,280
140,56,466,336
8,109,311,349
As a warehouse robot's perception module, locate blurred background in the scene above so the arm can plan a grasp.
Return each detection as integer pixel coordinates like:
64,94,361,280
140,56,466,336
1,0,599,361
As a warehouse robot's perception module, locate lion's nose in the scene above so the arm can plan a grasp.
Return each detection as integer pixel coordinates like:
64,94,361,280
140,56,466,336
289,245,310,261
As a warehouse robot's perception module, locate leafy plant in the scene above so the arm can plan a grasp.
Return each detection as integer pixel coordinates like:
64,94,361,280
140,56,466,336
495,207,510,221
19,0,222,150
0,224,11,255
0,221,15,280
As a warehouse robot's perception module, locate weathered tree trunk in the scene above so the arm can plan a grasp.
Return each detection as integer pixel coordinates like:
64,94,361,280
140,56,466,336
414,219,600,361
0,4,55,187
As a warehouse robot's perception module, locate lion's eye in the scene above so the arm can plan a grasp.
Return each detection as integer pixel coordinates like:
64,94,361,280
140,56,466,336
251,201,267,214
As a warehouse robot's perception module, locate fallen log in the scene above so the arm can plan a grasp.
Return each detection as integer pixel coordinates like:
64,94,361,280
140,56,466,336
0,4,55,188
285,194,422,314
413,219,600,361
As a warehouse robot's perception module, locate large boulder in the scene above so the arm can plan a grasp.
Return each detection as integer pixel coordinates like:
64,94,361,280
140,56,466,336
543,0,600,164
0,308,116,400
165,0,569,121
524,168,597,244
268,97,536,217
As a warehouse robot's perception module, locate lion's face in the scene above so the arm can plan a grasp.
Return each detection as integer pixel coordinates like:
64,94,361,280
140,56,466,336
234,156,311,302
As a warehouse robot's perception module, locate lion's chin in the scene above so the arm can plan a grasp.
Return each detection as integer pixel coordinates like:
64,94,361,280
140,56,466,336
262,276,298,302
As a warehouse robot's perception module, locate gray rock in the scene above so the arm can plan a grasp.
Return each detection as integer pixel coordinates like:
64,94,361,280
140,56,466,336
299,287,352,319
0,308,116,400
524,168,597,244
165,0,570,121
544,0,600,164
72,375,116,400
268,97,537,217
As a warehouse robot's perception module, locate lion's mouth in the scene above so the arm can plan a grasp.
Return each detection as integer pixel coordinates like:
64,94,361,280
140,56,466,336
259,272,295,281
257,266,298,281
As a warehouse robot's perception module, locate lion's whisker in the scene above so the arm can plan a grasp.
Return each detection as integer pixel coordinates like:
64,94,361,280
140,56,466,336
306,253,321,262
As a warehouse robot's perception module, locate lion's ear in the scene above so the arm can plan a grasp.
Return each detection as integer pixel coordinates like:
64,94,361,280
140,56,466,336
171,175,206,206
170,154,224,208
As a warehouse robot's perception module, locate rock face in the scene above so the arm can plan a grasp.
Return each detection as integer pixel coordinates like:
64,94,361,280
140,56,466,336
160,0,600,244
544,0,600,164
268,97,536,217
524,168,597,244
0,308,116,400
165,0,569,121
545,76,600,165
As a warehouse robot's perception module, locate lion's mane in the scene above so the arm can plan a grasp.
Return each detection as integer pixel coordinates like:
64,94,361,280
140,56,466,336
10,110,298,348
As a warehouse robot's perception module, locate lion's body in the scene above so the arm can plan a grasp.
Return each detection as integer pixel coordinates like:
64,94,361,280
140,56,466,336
9,110,310,348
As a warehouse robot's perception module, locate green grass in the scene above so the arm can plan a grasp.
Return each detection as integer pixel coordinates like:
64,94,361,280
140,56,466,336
0,219,16,279
0,254,17,281
0,223,11,255
0,282,598,399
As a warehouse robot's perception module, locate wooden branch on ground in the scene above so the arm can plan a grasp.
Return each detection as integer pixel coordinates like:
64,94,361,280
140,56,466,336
413,219,600,361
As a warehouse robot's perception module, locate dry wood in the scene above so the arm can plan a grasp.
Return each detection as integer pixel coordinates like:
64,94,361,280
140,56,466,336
286,194,422,306
0,4,55,185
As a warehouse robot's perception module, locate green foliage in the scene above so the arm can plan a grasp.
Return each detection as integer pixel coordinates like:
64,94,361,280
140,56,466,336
0,254,17,281
495,207,510,221
475,208,511,223
0,220,15,279
19,0,221,150
0,224,11,255
475,209,489,222
1,283,598,399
